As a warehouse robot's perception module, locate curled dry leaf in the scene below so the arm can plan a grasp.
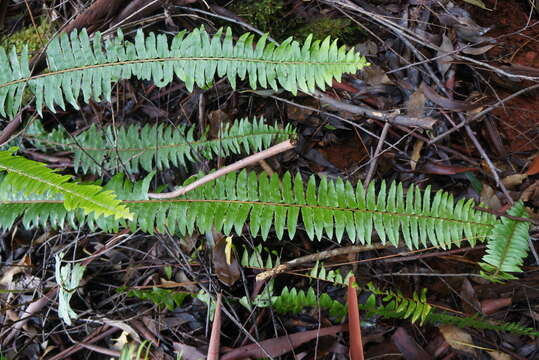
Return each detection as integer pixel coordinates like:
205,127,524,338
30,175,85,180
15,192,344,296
439,325,476,355
480,297,512,315
526,153,539,175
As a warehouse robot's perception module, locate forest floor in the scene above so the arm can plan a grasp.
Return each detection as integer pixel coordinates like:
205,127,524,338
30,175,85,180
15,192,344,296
0,0,538,359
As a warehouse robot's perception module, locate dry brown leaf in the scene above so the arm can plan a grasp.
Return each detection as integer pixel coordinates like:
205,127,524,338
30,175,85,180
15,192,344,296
0,254,32,289
501,174,527,188
488,350,512,360
527,153,539,175
480,184,502,211
410,140,424,171
439,325,476,355
212,232,240,286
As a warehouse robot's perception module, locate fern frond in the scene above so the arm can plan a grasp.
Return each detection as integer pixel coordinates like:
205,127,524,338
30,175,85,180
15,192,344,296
0,27,368,118
0,149,132,220
121,287,190,311
479,201,530,281
362,295,539,337
240,244,280,269
25,118,294,175
366,282,431,325
309,261,354,286
0,170,498,250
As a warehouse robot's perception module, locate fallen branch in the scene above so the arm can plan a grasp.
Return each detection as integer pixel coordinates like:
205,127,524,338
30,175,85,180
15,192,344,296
148,139,295,199
312,90,437,129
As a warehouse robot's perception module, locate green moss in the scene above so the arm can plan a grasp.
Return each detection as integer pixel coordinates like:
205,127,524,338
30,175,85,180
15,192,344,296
292,17,361,44
231,0,290,38
0,19,53,54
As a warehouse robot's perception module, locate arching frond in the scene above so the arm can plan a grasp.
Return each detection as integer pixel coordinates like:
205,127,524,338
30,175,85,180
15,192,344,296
0,149,131,220
0,27,368,118
25,117,295,174
480,201,530,282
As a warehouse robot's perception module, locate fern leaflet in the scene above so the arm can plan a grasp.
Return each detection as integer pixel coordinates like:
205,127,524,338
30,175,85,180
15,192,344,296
0,149,131,220
0,27,368,118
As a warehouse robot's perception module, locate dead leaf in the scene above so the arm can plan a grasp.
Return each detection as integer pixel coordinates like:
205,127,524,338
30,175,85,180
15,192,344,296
0,254,32,289
221,324,346,360
392,327,433,360
501,174,527,188
480,298,512,315
461,43,495,55
460,278,481,315
527,153,539,175
488,350,512,360
410,140,424,171
406,88,426,117
480,184,502,211
348,275,364,360
439,325,476,355
212,231,240,286
462,0,492,11
419,162,478,175
437,34,454,77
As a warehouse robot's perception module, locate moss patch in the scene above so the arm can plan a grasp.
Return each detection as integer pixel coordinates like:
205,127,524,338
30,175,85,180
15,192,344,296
1,19,53,54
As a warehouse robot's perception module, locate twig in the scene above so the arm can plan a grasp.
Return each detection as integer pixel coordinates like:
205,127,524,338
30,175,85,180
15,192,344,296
208,293,222,360
428,83,539,145
0,113,22,146
256,244,389,281
313,90,437,129
148,139,295,199
364,122,390,187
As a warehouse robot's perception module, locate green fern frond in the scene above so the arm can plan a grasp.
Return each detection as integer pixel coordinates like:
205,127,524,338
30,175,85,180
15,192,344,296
0,26,368,118
366,282,431,325
121,287,190,311
0,170,498,249
479,201,530,281
309,261,354,286
362,295,538,336
0,149,132,220
24,118,294,175
240,244,280,269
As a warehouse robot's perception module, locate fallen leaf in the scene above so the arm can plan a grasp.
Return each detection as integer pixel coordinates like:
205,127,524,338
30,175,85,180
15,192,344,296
488,350,512,360
212,232,240,286
501,174,527,188
221,324,346,360
419,162,478,175
480,184,502,211
462,0,493,11
0,254,32,289
527,153,539,175
439,325,476,355
480,298,512,315
392,327,432,360
437,34,454,77
173,343,206,360
410,140,424,171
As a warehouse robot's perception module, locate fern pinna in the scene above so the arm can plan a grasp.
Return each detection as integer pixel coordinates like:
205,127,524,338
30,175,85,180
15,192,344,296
0,26,368,118
0,149,131,220
22,118,294,174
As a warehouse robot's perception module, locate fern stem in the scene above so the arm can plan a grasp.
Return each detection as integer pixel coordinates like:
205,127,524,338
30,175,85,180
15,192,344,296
256,243,389,281
148,139,295,199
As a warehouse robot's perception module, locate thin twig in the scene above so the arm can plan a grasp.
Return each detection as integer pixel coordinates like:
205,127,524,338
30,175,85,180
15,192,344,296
148,139,295,199
256,244,389,281
313,90,437,129
364,122,390,187
428,83,539,145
